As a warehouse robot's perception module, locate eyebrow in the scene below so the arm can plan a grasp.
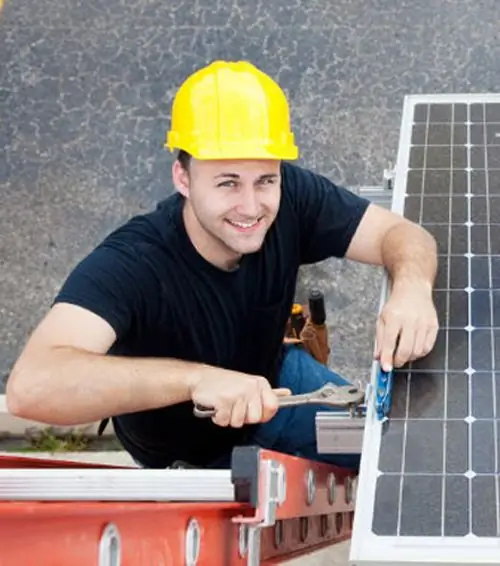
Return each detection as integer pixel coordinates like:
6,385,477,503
214,173,279,181
215,173,240,179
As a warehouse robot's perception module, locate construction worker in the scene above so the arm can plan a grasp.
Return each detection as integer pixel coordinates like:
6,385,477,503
6,61,438,471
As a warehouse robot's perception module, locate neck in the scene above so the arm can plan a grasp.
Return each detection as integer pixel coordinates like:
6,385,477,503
182,201,241,271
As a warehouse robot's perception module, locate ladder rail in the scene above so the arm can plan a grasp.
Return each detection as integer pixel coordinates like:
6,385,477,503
0,467,235,501
0,447,358,565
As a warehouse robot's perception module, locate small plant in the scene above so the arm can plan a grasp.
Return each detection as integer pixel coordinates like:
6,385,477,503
25,427,89,452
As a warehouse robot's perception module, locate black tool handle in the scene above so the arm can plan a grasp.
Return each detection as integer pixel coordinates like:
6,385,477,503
308,289,326,325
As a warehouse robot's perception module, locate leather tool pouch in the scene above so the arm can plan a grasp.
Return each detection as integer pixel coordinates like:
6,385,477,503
283,301,331,366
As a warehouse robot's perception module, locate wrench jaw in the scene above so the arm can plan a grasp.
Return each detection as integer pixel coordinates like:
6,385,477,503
315,384,366,411
277,383,364,409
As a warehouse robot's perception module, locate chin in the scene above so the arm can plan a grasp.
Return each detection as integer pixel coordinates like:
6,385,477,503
228,237,266,256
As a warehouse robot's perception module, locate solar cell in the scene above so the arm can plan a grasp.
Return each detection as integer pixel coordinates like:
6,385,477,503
351,95,500,565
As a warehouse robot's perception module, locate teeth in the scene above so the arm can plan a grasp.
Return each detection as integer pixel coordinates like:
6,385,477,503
228,219,258,228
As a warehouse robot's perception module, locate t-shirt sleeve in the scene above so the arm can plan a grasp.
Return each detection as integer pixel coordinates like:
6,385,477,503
53,239,157,341
282,163,371,264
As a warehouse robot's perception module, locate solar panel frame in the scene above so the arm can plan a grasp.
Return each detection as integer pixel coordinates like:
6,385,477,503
350,93,500,566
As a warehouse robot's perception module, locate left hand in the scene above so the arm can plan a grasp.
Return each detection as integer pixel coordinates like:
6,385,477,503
374,281,439,371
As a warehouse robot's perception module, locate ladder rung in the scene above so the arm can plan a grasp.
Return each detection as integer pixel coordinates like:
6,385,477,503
0,468,235,501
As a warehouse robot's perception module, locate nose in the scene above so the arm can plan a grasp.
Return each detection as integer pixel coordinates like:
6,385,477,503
237,185,260,218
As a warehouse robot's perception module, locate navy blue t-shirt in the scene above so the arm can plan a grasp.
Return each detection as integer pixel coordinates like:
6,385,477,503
53,162,370,467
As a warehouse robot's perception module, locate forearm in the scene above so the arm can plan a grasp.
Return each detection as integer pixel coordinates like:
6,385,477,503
381,221,438,293
6,346,210,425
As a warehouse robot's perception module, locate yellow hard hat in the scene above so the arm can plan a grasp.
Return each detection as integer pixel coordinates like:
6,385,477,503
165,60,298,161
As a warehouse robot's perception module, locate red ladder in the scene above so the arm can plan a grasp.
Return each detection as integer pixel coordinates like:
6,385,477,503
0,446,357,565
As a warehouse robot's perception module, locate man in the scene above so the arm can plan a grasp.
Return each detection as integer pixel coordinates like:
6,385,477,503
6,61,439,470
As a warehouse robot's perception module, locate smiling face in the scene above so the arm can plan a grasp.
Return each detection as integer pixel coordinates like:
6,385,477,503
173,155,282,269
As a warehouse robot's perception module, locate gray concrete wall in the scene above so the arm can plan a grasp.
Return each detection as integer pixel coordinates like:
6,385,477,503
1,0,495,390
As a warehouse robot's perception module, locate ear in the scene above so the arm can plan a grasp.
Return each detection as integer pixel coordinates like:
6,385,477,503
172,159,190,198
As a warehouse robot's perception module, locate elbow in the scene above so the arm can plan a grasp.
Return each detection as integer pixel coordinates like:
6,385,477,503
6,363,46,422
6,368,31,419
5,379,20,417
6,357,85,427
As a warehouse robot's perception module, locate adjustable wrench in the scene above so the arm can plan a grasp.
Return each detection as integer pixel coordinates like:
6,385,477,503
193,383,365,418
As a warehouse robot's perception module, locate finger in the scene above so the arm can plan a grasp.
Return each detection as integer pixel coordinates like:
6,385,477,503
230,396,248,428
260,386,280,422
409,323,429,360
422,324,439,356
245,391,263,424
373,317,384,360
212,405,231,427
393,323,417,367
379,319,401,371
273,387,292,397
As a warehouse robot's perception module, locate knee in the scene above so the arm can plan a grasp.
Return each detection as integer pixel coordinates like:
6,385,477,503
284,344,317,367
280,344,352,390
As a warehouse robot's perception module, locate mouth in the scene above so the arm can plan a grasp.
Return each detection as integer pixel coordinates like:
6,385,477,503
225,217,264,233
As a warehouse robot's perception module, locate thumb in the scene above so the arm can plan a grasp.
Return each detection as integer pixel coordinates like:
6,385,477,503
273,387,292,397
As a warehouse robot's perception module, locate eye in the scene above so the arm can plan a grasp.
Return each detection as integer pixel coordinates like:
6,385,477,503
217,180,237,188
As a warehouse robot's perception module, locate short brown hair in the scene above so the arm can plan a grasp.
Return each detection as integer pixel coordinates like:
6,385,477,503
177,149,191,171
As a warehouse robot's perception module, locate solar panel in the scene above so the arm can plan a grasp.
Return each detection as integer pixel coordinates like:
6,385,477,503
350,94,500,565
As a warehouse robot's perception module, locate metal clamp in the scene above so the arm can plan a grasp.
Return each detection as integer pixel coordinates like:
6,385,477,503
233,458,286,566
375,367,394,421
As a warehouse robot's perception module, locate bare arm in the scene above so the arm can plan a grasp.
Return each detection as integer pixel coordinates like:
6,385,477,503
345,203,438,290
6,303,220,425
344,203,439,369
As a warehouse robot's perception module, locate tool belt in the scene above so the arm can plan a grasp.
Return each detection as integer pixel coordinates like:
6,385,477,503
283,290,331,366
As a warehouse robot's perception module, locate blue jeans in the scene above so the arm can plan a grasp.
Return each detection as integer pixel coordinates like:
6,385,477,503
207,345,361,471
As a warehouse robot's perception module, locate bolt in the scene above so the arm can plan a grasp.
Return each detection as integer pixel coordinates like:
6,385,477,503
327,473,336,505
345,476,353,504
351,476,358,503
238,525,248,557
320,514,329,537
306,469,316,505
277,464,287,504
299,517,309,542
335,513,343,534
185,518,201,565
274,520,284,548
98,523,121,566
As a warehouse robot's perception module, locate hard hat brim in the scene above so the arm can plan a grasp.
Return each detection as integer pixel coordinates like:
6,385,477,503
165,135,299,161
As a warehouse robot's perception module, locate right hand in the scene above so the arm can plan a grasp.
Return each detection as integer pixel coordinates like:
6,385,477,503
189,367,291,428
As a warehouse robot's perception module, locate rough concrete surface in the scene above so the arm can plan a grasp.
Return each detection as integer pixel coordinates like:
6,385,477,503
1,0,498,563
4,0,500,389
